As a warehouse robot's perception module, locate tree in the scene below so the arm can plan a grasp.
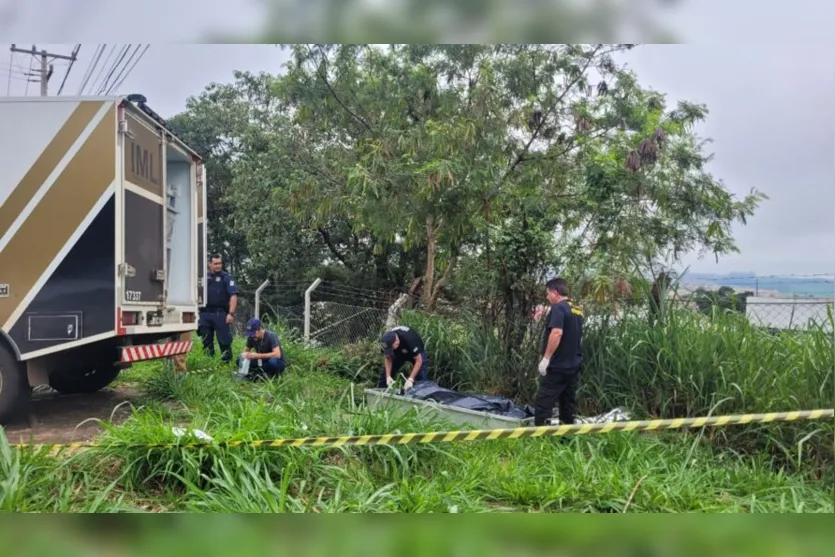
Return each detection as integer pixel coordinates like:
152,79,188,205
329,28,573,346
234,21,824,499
693,286,753,315
172,44,765,337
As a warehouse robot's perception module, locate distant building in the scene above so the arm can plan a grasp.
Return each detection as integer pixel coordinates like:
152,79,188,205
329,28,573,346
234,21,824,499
745,296,833,332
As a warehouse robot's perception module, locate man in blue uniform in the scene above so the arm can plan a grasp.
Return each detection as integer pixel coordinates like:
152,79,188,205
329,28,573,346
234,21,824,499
378,325,429,392
535,277,584,426
198,254,238,364
238,318,286,380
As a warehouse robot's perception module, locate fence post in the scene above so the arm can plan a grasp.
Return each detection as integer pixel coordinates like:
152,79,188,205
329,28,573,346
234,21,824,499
304,278,323,342
254,279,270,319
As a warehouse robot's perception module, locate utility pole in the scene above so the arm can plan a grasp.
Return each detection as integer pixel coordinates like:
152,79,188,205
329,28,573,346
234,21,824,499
9,44,78,96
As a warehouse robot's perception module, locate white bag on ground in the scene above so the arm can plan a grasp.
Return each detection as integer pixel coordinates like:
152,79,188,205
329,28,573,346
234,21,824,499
237,355,251,377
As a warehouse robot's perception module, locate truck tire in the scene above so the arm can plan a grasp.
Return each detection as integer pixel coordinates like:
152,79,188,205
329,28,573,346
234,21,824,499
48,363,121,395
0,343,29,424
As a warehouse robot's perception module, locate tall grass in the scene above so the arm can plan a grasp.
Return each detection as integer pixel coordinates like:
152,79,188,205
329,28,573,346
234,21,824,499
2,307,830,513
3,362,831,512
582,307,834,473
581,308,833,418
341,304,833,474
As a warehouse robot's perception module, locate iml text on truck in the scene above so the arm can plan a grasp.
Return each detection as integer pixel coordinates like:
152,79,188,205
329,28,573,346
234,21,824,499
0,94,207,423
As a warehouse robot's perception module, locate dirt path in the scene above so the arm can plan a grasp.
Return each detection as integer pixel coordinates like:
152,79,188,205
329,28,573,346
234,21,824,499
2,385,143,445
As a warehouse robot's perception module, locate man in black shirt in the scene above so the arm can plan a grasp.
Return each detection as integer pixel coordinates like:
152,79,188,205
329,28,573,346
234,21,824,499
238,318,286,380
534,277,584,426
378,325,429,392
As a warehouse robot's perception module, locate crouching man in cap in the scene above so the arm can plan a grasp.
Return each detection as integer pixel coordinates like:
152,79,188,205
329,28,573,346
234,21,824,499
379,325,429,392
238,318,286,380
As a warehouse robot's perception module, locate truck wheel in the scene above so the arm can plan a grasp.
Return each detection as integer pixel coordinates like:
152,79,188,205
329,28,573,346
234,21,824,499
0,343,29,424
48,363,121,395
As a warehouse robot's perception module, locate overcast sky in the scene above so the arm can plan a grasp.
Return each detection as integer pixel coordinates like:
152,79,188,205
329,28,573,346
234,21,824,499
1,0,833,276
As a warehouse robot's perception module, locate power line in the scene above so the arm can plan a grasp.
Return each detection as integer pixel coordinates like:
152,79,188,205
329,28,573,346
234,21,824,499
23,50,33,96
96,44,130,95
0,59,35,73
5,50,12,95
77,44,104,95
107,44,149,94
87,44,116,95
56,44,81,95
10,44,78,96
103,44,140,94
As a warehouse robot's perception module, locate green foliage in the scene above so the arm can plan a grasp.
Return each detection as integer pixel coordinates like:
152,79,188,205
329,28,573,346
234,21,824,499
2,322,831,513
581,306,834,473
693,286,753,315
168,44,765,313
317,302,834,474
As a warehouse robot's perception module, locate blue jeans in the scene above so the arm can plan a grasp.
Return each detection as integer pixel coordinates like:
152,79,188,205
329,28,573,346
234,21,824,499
377,351,429,388
237,355,285,379
198,310,233,362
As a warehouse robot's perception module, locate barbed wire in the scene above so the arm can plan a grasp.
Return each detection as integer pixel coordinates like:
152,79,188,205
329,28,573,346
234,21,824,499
218,279,834,350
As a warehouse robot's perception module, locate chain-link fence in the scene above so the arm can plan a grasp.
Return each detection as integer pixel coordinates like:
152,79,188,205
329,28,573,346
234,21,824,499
744,297,833,333
229,281,834,348
230,280,406,346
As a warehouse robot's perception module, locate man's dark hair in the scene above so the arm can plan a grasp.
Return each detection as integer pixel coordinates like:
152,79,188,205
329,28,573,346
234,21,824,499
209,253,222,262
546,277,570,296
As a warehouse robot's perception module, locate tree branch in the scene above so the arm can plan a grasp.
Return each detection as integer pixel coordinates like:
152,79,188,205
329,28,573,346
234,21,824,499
431,251,459,301
308,45,375,135
494,44,605,193
317,227,352,269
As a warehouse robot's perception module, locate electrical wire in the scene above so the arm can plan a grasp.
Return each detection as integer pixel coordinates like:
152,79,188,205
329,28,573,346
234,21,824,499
107,44,149,94
5,50,12,95
103,44,140,94
96,44,130,95
77,44,104,95
87,44,116,95
56,44,81,96
23,52,34,96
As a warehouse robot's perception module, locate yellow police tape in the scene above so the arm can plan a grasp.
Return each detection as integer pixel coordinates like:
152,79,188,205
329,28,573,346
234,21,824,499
13,409,833,452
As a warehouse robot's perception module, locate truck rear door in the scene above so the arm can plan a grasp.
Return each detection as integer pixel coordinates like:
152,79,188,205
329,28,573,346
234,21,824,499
120,109,165,310
196,162,207,307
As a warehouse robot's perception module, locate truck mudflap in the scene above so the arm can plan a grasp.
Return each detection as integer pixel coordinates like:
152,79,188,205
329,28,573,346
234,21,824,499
120,340,193,363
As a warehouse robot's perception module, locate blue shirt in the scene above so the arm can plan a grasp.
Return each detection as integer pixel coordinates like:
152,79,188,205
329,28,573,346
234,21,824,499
205,270,238,311
246,331,283,361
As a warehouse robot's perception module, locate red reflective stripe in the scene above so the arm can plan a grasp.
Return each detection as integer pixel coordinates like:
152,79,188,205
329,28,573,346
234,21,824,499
121,340,193,362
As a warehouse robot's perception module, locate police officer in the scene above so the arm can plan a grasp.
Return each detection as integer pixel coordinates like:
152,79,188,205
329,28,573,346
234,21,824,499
534,277,584,426
379,325,429,392
198,254,238,364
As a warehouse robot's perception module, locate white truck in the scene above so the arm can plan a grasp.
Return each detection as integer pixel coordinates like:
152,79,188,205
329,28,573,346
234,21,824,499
0,94,207,423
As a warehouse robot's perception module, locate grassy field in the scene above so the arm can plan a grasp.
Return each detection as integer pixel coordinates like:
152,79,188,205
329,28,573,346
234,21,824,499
1,311,832,513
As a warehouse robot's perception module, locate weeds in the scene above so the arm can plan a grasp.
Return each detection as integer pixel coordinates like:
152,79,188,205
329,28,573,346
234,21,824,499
1,306,831,513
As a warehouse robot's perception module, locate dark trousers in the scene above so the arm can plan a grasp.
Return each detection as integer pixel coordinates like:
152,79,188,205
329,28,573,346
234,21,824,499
534,368,580,426
237,355,285,380
377,352,430,388
198,309,233,363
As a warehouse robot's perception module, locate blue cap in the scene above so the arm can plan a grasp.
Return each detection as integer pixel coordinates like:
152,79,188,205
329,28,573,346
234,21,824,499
380,331,396,356
245,318,262,338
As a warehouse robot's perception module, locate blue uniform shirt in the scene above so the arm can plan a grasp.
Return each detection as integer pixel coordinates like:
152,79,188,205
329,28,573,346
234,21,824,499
205,271,238,311
246,331,283,362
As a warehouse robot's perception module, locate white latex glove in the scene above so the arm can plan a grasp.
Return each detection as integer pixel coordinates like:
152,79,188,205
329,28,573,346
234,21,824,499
537,358,549,376
404,378,414,391
386,376,395,389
